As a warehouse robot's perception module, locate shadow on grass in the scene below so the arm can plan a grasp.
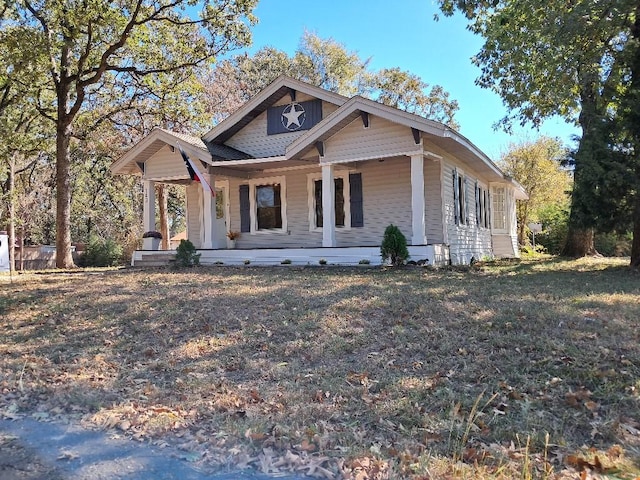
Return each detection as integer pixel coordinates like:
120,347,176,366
1,259,639,475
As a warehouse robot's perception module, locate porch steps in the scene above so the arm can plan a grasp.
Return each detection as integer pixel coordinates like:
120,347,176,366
133,253,174,267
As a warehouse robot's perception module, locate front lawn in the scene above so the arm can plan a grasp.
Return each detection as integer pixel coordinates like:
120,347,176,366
1,257,639,479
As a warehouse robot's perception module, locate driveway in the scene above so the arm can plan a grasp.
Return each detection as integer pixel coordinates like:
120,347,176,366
0,418,306,480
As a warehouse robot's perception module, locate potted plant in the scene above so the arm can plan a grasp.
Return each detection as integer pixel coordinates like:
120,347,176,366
226,231,240,249
142,230,162,250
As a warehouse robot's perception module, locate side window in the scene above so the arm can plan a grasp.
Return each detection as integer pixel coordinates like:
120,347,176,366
313,178,345,228
492,186,506,231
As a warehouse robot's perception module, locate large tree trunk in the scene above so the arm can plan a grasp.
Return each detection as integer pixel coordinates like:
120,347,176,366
55,123,75,268
563,226,597,257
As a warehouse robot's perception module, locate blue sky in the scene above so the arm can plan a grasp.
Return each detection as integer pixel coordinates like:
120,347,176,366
235,0,580,160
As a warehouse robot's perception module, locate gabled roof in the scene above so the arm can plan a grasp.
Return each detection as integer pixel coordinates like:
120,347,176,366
202,75,349,144
285,95,507,181
111,128,218,175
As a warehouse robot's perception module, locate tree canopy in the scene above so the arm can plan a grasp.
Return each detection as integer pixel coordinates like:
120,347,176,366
437,0,640,265
205,32,460,129
1,0,257,267
498,137,572,246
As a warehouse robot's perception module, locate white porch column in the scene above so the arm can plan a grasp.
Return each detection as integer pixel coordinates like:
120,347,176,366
410,154,427,245
322,164,336,247
201,170,216,249
143,180,156,249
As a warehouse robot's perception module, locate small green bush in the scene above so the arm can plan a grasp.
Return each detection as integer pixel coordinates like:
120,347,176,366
359,259,370,265
319,258,327,265
174,239,200,267
380,224,409,266
281,259,292,265
78,236,122,267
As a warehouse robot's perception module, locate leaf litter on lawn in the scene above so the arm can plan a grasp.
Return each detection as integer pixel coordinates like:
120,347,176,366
1,258,640,479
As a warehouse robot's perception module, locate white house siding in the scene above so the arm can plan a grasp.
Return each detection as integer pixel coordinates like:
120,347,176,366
226,98,340,158
224,157,412,249
323,116,417,164
442,161,493,265
145,145,189,180
185,184,202,249
424,159,444,244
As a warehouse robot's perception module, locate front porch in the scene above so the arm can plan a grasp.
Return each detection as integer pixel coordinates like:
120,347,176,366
131,244,450,267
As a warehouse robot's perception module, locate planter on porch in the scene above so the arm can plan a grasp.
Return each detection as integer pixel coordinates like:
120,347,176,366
142,231,162,250
226,231,240,250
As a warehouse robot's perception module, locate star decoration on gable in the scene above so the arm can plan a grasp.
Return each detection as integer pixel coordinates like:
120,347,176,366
281,102,306,131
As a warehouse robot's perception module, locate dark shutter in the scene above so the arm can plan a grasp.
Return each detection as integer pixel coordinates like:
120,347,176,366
453,169,459,225
239,184,250,232
475,181,480,226
464,177,470,225
349,173,363,228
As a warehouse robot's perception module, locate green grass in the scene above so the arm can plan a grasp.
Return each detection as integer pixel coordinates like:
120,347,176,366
1,257,639,479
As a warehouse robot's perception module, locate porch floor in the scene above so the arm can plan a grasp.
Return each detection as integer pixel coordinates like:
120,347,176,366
131,245,450,267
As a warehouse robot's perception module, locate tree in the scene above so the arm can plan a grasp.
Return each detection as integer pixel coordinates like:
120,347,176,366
0,20,54,272
205,32,460,128
498,137,571,245
370,68,459,130
437,0,637,258
3,0,257,268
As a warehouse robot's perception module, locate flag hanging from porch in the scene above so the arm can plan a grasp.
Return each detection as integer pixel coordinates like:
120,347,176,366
178,144,215,197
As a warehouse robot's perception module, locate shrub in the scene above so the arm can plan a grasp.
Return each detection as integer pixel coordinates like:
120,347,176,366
174,239,200,268
535,204,569,255
78,236,123,267
380,224,409,266
281,259,292,265
319,258,327,265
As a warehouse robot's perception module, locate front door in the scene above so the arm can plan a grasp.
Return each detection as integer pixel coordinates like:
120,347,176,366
214,182,229,248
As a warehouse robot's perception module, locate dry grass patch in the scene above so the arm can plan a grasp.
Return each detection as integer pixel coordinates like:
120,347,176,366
1,258,639,479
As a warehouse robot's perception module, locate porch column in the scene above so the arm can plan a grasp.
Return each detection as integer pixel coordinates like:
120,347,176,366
143,180,156,249
322,164,336,247
202,170,216,249
410,154,427,245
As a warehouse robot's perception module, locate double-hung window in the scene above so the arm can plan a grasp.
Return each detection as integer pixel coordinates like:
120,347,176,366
308,173,350,230
239,176,287,233
256,184,282,230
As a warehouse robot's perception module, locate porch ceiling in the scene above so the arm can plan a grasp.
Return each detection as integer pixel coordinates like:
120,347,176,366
207,156,318,177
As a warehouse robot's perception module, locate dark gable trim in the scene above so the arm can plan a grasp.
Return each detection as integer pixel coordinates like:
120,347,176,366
360,112,369,128
411,128,421,145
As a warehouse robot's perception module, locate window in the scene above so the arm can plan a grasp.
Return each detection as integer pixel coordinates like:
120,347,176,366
452,168,467,225
492,186,506,231
240,176,288,234
216,189,225,219
256,184,282,230
307,173,351,230
475,182,490,229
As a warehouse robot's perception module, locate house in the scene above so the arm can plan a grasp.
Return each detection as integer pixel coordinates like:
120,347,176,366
111,76,527,266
